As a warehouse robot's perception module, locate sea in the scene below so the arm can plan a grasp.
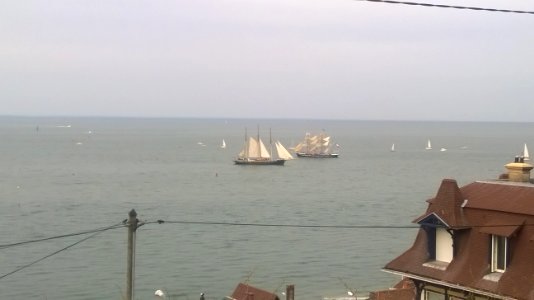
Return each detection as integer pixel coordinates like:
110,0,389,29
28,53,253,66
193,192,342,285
0,116,533,300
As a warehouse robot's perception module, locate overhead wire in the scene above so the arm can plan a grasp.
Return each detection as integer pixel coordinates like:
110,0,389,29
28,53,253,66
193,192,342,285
148,219,533,229
0,218,529,281
148,219,419,228
0,222,126,250
356,0,534,15
0,217,529,282
4,218,526,252
0,222,125,281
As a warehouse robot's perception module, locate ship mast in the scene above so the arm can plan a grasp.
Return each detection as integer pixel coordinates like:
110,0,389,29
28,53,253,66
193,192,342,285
244,127,249,159
269,128,273,160
257,124,261,158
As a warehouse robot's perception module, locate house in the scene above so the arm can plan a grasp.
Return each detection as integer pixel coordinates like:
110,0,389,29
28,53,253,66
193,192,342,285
225,282,285,300
379,157,534,300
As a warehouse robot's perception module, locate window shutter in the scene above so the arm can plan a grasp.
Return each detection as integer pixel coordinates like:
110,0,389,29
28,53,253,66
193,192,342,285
424,226,436,260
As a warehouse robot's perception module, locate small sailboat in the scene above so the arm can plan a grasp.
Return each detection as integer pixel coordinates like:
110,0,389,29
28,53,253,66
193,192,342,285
234,127,290,165
425,139,432,150
440,147,447,152
523,143,530,161
391,143,395,152
221,139,226,149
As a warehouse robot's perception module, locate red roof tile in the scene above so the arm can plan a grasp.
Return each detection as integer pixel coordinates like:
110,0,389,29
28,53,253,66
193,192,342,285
229,283,280,300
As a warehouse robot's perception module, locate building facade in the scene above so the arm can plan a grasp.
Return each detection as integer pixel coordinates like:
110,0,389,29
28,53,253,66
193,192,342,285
381,158,534,300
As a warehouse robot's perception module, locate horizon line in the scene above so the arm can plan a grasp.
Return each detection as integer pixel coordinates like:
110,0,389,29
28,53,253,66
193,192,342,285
0,114,533,124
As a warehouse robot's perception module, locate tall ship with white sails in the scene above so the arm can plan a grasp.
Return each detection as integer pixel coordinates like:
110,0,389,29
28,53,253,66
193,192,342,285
234,127,294,165
294,132,339,158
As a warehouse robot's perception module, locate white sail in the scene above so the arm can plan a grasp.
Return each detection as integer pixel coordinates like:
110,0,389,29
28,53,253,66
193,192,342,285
257,138,271,159
237,137,271,159
275,141,294,160
307,134,322,154
246,137,260,158
238,137,252,159
524,143,530,160
234,127,287,165
221,139,226,149
294,131,338,157
426,139,432,150
391,143,395,152
309,135,319,144
320,135,332,153
309,143,321,154
293,142,305,152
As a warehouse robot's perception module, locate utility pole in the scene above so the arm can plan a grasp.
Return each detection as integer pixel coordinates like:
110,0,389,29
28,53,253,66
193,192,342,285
286,285,294,300
126,209,139,300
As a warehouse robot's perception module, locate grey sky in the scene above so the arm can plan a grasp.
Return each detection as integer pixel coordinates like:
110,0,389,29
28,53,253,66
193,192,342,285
1,0,533,121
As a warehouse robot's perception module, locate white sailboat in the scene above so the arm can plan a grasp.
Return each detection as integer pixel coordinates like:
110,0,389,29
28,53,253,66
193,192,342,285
221,139,226,149
391,143,395,152
523,143,530,161
425,139,432,150
234,127,289,165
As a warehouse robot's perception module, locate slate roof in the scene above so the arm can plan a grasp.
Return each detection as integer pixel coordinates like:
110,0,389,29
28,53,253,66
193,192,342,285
384,178,534,299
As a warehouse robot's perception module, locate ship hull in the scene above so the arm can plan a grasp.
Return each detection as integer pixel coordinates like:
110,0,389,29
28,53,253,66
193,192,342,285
296,153,339,158
234,159,286,165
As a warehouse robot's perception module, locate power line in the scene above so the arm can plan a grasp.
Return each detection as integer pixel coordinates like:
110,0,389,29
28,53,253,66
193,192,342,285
150,219,533,229
0,217,527,281
357,0,534,15
3,219,524,251
0,222,126,250
0,222,123,281
151,220,420,229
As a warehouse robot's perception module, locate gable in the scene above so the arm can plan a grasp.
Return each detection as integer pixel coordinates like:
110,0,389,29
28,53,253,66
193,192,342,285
415,212,450,228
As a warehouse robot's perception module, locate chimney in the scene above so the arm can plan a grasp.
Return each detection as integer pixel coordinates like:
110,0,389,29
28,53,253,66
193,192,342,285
505,156,533,182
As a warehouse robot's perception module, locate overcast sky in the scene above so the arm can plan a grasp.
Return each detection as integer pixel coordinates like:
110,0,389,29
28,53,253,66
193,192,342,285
1,0,533,121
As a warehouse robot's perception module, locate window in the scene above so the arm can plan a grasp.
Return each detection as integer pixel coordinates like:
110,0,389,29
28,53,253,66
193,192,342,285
425,227,453,262
491,235,508,272
418,213,454,263
424,290,445,300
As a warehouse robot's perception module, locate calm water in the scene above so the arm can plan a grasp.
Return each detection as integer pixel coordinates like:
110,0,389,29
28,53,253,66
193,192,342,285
0,117,533,299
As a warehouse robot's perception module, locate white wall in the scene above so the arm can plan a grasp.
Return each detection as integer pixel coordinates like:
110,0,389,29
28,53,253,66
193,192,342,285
436,228,453,263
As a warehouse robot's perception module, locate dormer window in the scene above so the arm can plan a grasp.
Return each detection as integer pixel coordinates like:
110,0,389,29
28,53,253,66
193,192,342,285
479,221,522,274
418,213,454,264
424,226,453,264
491,235,508,273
